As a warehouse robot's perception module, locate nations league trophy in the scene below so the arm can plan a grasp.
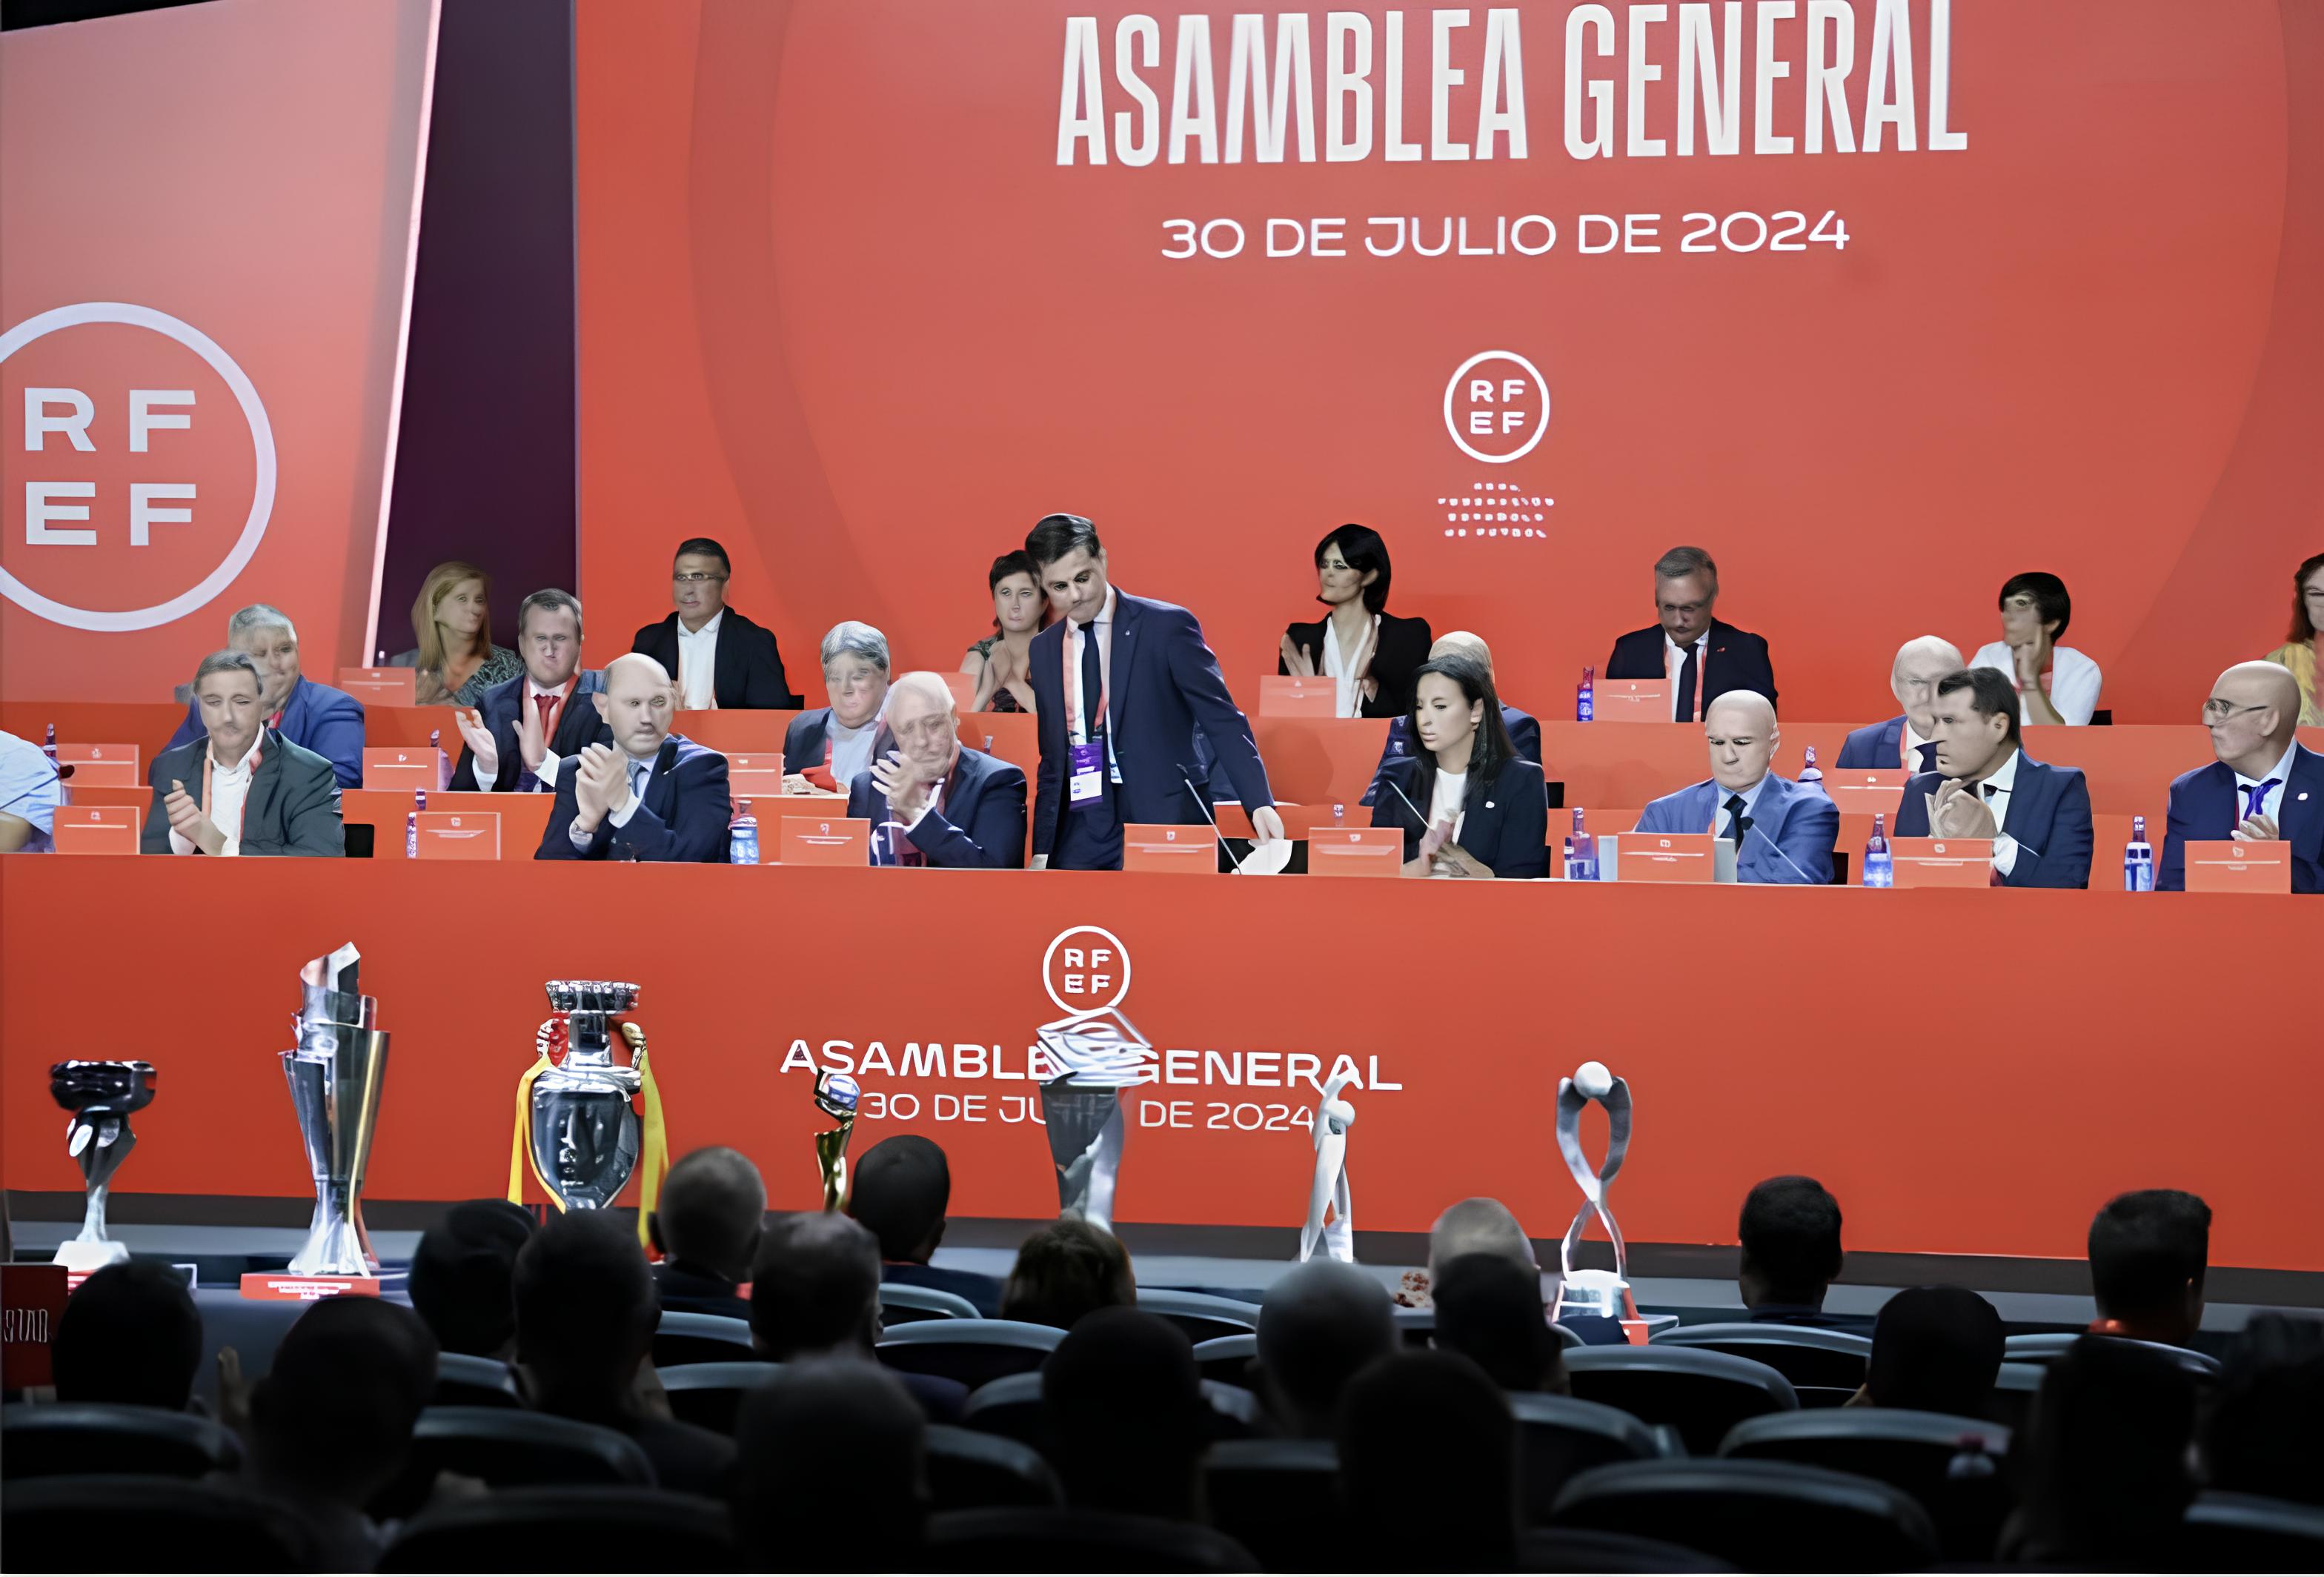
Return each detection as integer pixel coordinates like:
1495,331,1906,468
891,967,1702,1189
1551,1060,1639,1328
283,944,391,1277
511,981,668,1242
812,1069,860,1211
1035,1006,1155,1235
49,1060,158,1272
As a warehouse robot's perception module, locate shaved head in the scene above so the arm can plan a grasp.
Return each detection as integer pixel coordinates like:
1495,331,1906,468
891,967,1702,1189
1704,690,1776,733
2216,660,2300,716
2208,660,2302,776
605,651,674,694
1430,1198,1536,1283
597,652,678,757
1430,631,1494,675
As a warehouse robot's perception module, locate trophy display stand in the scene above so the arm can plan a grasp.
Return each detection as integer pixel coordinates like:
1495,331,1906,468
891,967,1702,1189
50,1060,157,1284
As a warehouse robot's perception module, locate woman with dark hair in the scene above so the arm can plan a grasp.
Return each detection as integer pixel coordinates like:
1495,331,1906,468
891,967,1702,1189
1370,652,1546,880
960,551,1049,714
1968,570,2102,725
1280,525,1432,718
2262,551,2324,726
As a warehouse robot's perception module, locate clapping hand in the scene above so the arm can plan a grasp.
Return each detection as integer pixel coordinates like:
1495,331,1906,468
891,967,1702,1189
1930,778,1998,839
1349,620,1379,704
1418,815,1455,863
2234,811,2280,843
1280,634,1318,677
164,779,225,855
454,707,498,777
515,694,551,771
871,749,929,820
571,745,624,832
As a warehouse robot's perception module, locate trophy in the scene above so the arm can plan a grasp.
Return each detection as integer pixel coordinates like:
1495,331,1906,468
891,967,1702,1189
1035,1006,1155,1234
1551,1060,1639,1327
50,1060,157,1272
812,1070,860,1210
525,982,646,1210
282,944,391,1278
1297,1072,1356,1264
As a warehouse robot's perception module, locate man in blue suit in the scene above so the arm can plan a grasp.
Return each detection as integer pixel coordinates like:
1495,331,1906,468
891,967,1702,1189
538,654,731,862
1634,691,1836,883
164,603,363,788
1836,636,1961,771
451,590,609,792
2159,663,2323,892
1604,545,1777,720
846,672,1026,869
1894,667,2093,888
1021,514,1284,869
1363,630,1541,806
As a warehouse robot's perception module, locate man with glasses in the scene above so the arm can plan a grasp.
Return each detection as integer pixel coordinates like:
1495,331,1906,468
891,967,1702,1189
451,590,608,792
537,653,731,861
1893,667,2092,886
846,671,1026,867
629,537,800,709
2158,662,2322,892
1604,545,1778,721
1837,636,1962,771
783,622,893,794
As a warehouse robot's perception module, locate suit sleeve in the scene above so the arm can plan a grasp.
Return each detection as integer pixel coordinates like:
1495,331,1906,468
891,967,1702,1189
140,764,173,854
2022,772,2093,889
1893,775,1934,838
1604,631,1653,680
907,765,1028,869
1633,796,1678,834
1778,793,1839,885
2156,779,2192,891
608,751,731,863
1166,611,1273,810
536,761,600,859
1751,634,1779,711
245,762,345,857
1370,762,1424,858
1029,640,1063,859
1491,764,1548,879
164,700,201,757
745,625,797,709
448,747,482,792
310,691,365,790
630,621,660,656
1365,617,1432,721
781,714,814,774
1509,713,1543,766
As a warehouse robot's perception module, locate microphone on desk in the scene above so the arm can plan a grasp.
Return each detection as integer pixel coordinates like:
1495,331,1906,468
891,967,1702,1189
1742,820,1827,886
1177,765,1251,873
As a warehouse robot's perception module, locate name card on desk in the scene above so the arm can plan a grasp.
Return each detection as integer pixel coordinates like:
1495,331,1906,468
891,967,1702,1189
1823,768,1906,814
53,804,140,854
362,746,447,791
1123,823,1218,873
413,811,500,860
2182,840,2291,894
1258,675,1341,718
1309,826,1403,876
1593,678,1670,721
726,753,783,801
54,743,139,787
782,816,869,865
1890,837,1993,887
339,667,416,706
1621,831,1717,883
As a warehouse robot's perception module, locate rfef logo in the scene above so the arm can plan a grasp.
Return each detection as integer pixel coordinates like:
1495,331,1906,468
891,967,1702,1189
1043,924,1130,1015
1443,350,1550,464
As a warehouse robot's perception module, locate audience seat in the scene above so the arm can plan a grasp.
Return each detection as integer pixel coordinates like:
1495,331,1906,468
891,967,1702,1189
1135,1289,1262,1345
1983,1360,2044,1434
876,1318,1063,1390
1550,1458,1939,1572
1,1402,242,1480
1392,1305,1435,1347
649,1309,756,1368
926,1506,1260,1573
1564,1346,1798,1457
2003,1330,2222,1378
2,1473,316,1572
962,1371,1262,1454
926,1422,1063,1510
1201,1438,1338,1573
433,1352,521,1409
1719,1407,2013,1561
881,1284,981,1323
655,1360,783,1434
2177,1490,2324,1572
1518,1527,1736,1572
377,1486,732,1573
405,1406,654,1490
1650,1322,1871,1404
1508,1392,1669,1525
1192,1332,1258,1387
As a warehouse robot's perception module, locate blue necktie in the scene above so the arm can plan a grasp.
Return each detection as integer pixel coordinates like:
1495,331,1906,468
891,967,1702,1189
2244,778,2280,820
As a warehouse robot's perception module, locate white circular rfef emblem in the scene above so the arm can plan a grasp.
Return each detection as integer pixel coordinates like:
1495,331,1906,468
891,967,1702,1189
1443,349,1550,464
1042,925,1131,1015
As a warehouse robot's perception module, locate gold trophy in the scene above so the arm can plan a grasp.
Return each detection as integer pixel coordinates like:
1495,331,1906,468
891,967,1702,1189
812,1069,860,1211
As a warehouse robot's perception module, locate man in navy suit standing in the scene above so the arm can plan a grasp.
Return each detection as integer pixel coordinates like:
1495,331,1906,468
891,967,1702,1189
1604,546,1777,721
1895,668,2093,887
847,672,1026,868
538,654,731,862
451,590,610,793
164,603,364,788
2158,662,2323,892
1021,514,1284,870
1836,636,1962,771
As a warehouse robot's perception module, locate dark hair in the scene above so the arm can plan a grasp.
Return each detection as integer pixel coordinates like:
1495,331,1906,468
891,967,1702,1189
749,1212,881,1359
1999,570,2072,643
250,1297,437,1499
2012,1336,2196,1564
733,1362,929,1568
1024,513,1101,569
986,551,1048,633
517,588,583,637
1255,1260,1397,1433
1408,652,1516,786
1865,1285,2005,1416
1043,1307,1207,1518
192,648,263,694
2088,1189,2211,1320
52,1261,202,1410
649,1146,766,1282
849,1135,952,1261
2203,1311,2324,1504
1315,524,1392,614
1653,545,1719,593
1000,1219,1134,1329
1431,1252,1566,1394
2291,551,2324,643
1338,1350,1519,1570
513,1210,656,1378
672,537,731,575
408,1198,534,1358
1936,666,2024,749
1739,1175,1845,1303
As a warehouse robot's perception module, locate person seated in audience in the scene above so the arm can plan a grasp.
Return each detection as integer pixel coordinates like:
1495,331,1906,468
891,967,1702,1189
0,729,63,852
1370,651,1547,879
1428,1196,1538,1286
848,671,1027,867
1738,1175,1871,1334
1432,1252,1570,1395
847,1134,1004,1317
783,620,892,792
749,1210,968,1422
1895,667,2094,887
732,1362,929,1573
514,1211,735,1494
1042,1307,1209,1521
2200,1310,2324,1507
406,1198,534,1361
50,1260,202,1410
537,653,731,861
2262,550,2324,726
145,651,344,857
1000,1218,1135,1329
961,549,1047,714
648,1146,765,1323
1252,1259,1396,1438
1635,690,1837,883
1837,636,1964,771
387,560,520,707
1999,1335,2197,1566
2086,1188,2211,1348
630,536,797,708
1280,523,1433,720
1605,545,1778,720
1969,570,2102,725
450,588,607,793
1366,631,1541,804
165,602,363,788
1338,1350,1519,1571
2159,660,2323,892
1853,1284,2004,1417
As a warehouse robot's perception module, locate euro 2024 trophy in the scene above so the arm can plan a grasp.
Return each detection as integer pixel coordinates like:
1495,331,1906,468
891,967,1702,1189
49,1060,158,1272
510,980,668,1245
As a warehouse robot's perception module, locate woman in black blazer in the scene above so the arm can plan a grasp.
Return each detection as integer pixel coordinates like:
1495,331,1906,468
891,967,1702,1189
1370,652,1547,880
1280,524,1432,719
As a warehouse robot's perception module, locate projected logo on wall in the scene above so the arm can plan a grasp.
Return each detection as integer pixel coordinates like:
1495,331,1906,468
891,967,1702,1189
1444,350,1550,464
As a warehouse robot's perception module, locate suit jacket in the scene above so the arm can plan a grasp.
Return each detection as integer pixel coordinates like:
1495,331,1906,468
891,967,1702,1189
448,669,611,791
1026,589,1274,859
537,734,731,862
167,674,364,790
2157,742,2324,893
1895,752,2094,889
1635,773,1837,885
1367,704,1541,806
1370,754,1547,878
846,746,1026,869
142,729,345,857
1279,610,1434,719
1605,620,1778,718
1836,714,1937,773
630,608,799,709
782,707,897,775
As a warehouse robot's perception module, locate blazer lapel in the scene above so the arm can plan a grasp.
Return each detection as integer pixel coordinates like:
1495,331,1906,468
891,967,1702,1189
713,614,746,708
242,731,283,833
647,739,680,817
1107,594,1142,740
2002,758,2041,841
2279,746,2323,846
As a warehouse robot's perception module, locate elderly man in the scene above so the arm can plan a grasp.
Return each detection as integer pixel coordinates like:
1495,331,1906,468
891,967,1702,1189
1894,667,2093,887
1604,545,1778,720
451,589,608,793
537,653,731,861
846,671,1026,868
630,537,797,709
1365,631,1543,804
144,651,344,856
164,604,363,788
1633,691,1836,883
783,621,892,793
2158,662,2323,892
1837,636,1963,771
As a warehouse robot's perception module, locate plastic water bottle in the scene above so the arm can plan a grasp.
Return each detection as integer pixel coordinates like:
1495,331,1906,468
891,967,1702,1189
1576,666,1596,723
2124,814,2154,892
406,788,425,858
1798,745,1824,789
1566,809,1597,882
730,799,760,866
1331,803,1346,826
1862,811,1893,888
43,723,59,767
429,727,448,788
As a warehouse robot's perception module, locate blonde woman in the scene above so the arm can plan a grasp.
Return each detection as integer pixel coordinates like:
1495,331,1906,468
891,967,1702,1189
391,562,520,707
2262,551,2324,727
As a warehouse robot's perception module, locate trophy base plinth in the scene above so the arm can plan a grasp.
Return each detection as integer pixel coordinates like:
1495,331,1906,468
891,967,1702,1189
239,1272,381,1303
1553,1268,1659,1346
51,1238,130,1275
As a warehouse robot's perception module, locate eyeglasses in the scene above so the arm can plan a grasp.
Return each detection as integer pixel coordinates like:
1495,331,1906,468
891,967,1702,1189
2200,700,2266,723
672,572,728,585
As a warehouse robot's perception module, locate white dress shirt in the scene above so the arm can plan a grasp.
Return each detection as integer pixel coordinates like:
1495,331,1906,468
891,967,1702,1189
1321,613,1379,719
1426,768,1468,876
0,731,61,852
1065,587,1118,747
1971,747,2023,876
677,610,724,711
1664,631,1709,721
477,677,577,794
173,736,263,856
1902,720,1930,769
1968,641,2102,726
2233,740,2297,826
570,752,656,849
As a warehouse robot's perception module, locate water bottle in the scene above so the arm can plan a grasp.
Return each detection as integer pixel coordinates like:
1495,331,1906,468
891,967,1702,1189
730,799,760,866
2124,814,2154,892
429,727,447,788
1862,811,1893,888
1576,665,1596,723
1566,809,1597,882
1331,802,1346,826
406,788,425,858
43,723,59,767
1798,745,1824,789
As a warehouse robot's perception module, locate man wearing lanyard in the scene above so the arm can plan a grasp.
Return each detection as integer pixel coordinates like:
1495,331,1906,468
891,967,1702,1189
142,651,345,857
1603,546,1779,722
1022,514,1285,871
451,590,609,792
849,671,1026,868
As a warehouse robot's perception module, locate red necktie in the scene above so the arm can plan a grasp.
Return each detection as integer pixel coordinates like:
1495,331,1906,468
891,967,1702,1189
534,692,559,733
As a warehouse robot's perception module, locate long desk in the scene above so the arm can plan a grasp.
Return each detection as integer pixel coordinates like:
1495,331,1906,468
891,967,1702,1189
4,857,2314,1272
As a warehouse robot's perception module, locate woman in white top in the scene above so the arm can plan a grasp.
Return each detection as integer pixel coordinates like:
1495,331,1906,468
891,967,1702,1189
1279,525,1432,719
1369,652,1548,880
1969,571,2102,726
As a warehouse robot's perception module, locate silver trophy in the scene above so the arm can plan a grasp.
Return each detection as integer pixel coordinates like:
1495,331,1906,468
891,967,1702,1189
1297,1072,1356,1264
283,944,391,1277
1035,1006,1155,1233
529,981,645,1211
50,1060,158,1272
1551,1060,1639,1326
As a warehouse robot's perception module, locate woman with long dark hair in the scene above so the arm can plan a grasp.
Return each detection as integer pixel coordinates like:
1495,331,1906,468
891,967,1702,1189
1370,652,1546,879
960,550,1049,714
1280,524,1432,719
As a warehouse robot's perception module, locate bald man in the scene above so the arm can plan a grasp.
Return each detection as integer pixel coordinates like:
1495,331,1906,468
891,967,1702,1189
1836,636,1964,771
1254,1260,1395,1438
537,653,732,860
1364,631,1542,806
2159,661,2323,892
1634,691,1837,883
846,671,1026,868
